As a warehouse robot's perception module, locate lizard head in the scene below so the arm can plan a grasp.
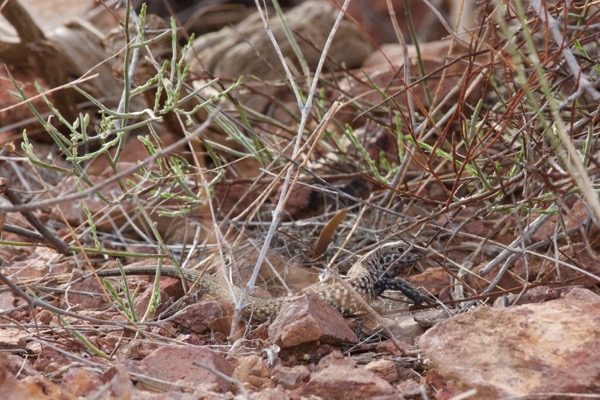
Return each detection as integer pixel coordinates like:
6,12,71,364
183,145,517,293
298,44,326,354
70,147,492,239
368,241,423,280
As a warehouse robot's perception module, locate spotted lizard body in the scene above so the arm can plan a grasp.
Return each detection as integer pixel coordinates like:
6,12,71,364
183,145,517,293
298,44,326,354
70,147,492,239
95,241,431,322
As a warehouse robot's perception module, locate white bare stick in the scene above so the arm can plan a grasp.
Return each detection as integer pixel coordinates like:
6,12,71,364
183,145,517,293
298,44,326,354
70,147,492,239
239,1,352,314
530,0,600,103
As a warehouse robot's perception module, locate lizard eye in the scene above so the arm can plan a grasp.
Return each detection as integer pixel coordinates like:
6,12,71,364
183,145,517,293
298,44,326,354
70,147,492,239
379,246,406,266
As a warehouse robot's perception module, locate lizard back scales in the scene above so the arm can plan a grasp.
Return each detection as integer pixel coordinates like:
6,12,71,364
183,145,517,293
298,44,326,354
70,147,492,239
95,241,431,322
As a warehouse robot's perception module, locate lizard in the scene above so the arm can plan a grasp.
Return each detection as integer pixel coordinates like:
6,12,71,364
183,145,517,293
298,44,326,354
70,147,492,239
95,241,433,322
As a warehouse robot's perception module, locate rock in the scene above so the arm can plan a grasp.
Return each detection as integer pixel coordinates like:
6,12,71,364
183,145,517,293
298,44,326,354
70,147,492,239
126,275,183,317
340,44,476,113
0,353,38,378
99,365,137,399
268,292,359,348
133,345,234,393
396,378,426,397
232,355,272,390
7,258,48,279
305,352,396,399
492,285,587,308
389,315,427,341
413,309,451,329
376,340,412,356
314,350,355,371
61,367,103,397
248,386,291,400
187,1,372,81
63,269,104,309
171,300,226,334
531,199,592,244
360,314,425,342
271,364,310,389
0,327,27,350
364,359,398,383
37,310,53,325
419,288,600,398
565,287,600,301
407,266,449,296
0,291,23,316
335,0,454,44
0,352,71,400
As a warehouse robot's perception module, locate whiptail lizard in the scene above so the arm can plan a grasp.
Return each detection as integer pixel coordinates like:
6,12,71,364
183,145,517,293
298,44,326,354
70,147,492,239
95,241,432,322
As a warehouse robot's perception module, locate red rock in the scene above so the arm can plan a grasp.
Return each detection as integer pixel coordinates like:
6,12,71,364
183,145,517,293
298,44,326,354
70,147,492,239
396,378,426,397
37,310,53,325
413,309,450,330
330,0,451,44
246,324,269,341
0,291,23,316
419,289,600,398
531,199,591,243
314,350,355,371
376,340,412,356
188,1,372,81
492,285,587,307
305,362,396,399
565,287,600,301
62,270,109,310
248,386,290,400
171,300,226,333
408,267,449,296
364,359,398,383
232,355,272,389
134,345,234,393
0,353,39,379
61,367,103,397
0,352,71,400
100,365,137,399
126,276,182,317
339,52,475,114
271,364,310,389
268,292,359,348
33,342,70,373
391,316,428,342
9,258,49,279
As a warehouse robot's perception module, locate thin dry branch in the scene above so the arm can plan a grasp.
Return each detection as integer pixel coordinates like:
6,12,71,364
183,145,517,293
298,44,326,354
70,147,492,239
529,0,600,104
